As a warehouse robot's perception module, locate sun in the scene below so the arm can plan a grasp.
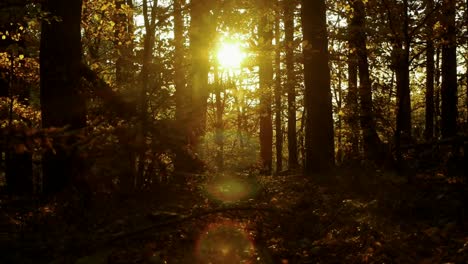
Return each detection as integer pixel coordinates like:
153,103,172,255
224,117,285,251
216,42,245,69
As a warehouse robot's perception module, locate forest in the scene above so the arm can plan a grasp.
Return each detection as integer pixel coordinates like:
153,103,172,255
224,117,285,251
1,0,467,263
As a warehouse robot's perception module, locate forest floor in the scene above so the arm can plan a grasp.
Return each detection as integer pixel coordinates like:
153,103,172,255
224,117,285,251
2,169,468,263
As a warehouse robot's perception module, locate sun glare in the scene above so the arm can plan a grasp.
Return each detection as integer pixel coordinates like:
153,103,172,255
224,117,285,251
217,42,245,69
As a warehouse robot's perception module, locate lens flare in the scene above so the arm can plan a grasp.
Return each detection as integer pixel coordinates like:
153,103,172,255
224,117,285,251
203,175,258,204
195,221,256,264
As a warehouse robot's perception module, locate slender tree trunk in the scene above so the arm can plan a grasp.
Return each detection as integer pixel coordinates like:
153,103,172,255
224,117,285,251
40,0,87,194
393,0,412,151
258,0,273,175
424,0,435,141
435,47,441,139
274,3,283,173
136,0,157,188
173,0,192,173
214,66,224,171
441,0,458,139
114,0,136,193
301,0,335,175
336,73,343,164
350,0,384,163
284,0,298,170
346,22,359,160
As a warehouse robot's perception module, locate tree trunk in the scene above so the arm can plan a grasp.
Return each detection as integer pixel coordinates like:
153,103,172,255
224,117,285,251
346,23,359,160
435,47,441,139
136,0,157,188
441,0,458,139
189,0,212,154
114,0,136,193
258,0,273,175
284,0,298,170
173,0,192,173
214,66,224,171
424,0,435,141
301,0,335,175
350,0,384,163
40,0,87,194
274,3,283,173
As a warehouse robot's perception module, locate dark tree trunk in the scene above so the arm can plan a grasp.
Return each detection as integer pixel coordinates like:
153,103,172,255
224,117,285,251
435,47,441,139
284,0,298,170
258,0,273,175
346,28,359,160
441,0,458,139
189,0,212,153
114,0,136,193
424,0,435,141
173,0,192,173
274,3,283,173
350,0,384,163
40,0,86,194
393,0,412,146
136,0,157,188
301,0,335,175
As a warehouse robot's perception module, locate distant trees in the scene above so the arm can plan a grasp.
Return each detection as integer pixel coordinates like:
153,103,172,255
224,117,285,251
2,0,468,195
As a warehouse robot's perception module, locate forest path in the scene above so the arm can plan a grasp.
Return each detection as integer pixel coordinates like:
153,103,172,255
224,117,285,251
3,172,468,263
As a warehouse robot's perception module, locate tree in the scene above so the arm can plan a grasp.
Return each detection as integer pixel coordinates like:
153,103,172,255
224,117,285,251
440,0,457,139
284,0,298,170
189,0,213,155
346,15,360,160
424,0,435,141
258,0,273,174
173,0,190,173
393,0,412,144
274,0,283,172
40,0,87,194
301,0,335,174
135,0,158,188
350,0,384,163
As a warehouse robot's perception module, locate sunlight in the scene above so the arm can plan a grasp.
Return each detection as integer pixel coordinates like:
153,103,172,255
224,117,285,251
203,175,258,204
195,221,256,264
217,41,245,69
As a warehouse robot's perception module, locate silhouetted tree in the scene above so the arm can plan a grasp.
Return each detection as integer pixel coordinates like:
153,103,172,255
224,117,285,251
40,0,87,194
301,0,335,174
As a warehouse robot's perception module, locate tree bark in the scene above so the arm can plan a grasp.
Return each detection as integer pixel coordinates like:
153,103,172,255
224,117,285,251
274,2,283,173
284,0,298,170
346,22,359,160
173,0,192,173
435,47,441,139
40,0,87,194
350,0,384,163
440,0,458,139
424,0,435,141
136,0,157,188
301,0,335,175
189,0,213,153
258,0,273,175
